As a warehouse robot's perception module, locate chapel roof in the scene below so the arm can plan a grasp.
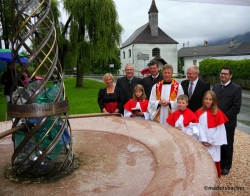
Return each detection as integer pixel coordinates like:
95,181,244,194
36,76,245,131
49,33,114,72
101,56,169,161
121,24,178,49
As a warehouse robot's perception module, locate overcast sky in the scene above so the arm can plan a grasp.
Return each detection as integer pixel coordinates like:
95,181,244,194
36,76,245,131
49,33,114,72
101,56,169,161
114,0,250,49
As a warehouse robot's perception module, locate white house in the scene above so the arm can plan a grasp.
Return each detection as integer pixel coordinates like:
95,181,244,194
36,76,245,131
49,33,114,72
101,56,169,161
120,0,178,75
178,40,250,73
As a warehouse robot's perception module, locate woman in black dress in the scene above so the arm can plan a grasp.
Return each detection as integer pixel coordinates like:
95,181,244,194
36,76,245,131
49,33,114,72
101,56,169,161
98,73,124,113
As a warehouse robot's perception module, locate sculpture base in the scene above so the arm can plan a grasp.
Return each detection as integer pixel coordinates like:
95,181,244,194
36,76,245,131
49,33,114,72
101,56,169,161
5,156,79,184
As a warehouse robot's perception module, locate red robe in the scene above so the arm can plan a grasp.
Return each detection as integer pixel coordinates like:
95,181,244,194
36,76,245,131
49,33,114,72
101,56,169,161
124,99,148,112
166,108,198,127
195,108,228,128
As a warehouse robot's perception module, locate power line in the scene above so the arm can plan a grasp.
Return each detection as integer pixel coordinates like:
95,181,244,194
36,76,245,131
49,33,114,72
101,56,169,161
166,0,250,6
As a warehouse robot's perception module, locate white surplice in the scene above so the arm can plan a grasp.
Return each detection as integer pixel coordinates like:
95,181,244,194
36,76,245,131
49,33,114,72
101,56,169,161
197,111,227,162
148,83,184,125
124,102,150,120
172,115,199,140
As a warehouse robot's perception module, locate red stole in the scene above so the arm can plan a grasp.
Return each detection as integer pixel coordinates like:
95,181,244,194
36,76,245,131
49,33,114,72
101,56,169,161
154,79,179,122
124,99,148,112
166,108,199,127
195,108,228,128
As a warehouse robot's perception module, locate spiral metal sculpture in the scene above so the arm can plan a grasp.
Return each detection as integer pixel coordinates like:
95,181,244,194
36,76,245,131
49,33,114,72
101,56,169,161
7,0,74,179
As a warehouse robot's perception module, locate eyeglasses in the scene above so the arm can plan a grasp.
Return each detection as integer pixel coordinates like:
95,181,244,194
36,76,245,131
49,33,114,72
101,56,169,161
220,73,230,76
186,72,194,75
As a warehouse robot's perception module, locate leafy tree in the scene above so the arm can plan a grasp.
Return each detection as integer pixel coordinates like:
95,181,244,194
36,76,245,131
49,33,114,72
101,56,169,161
0,0,122,88
178,57,184,74
62,0,123,87
92,47,121,74
0,0,12,48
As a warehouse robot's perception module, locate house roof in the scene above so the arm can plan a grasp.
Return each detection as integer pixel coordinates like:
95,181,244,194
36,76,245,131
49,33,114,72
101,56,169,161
121,24,178,49
178,42,250,57
228,42,250,55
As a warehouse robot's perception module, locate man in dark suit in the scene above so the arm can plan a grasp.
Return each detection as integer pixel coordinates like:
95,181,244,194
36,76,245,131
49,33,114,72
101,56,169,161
212,67,242,175
116,63,142,113
141,60,163,99
181,65,210,112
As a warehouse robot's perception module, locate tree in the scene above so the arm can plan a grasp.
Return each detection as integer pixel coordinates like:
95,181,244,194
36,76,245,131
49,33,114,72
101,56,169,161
178,57,184,74
92,47,121,74
0,0,12,48
62,0,123,87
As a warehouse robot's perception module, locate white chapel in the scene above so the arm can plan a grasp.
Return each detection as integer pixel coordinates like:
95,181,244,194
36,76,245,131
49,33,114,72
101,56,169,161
120,0,178,75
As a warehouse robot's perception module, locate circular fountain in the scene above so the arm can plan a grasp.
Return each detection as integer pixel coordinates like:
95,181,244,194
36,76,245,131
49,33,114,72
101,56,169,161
0,0,218,195
0,116,218,195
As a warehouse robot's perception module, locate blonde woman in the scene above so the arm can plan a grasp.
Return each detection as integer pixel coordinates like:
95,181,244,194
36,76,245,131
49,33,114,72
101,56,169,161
98,73,124,113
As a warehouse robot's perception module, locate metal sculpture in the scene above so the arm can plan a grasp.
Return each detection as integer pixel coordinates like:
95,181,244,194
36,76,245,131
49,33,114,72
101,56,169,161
7,0,73,179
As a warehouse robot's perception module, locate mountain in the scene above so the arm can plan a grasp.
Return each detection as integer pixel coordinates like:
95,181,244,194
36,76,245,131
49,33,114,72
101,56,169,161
207,32,250,45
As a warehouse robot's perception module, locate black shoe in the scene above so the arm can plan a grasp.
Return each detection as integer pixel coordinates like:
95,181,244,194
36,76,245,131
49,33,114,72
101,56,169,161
221,169,230,175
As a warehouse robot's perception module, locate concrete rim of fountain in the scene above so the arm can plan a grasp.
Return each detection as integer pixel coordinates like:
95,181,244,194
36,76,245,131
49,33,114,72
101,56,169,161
0,116,218,195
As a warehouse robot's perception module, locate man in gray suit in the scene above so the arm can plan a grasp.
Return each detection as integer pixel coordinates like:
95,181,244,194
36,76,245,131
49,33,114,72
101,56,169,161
116,63,142,113
212,67,242,175
181,65,210,112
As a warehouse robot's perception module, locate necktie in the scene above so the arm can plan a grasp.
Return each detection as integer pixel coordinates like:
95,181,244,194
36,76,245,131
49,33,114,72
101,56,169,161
188,82,193,100
153,76,156,81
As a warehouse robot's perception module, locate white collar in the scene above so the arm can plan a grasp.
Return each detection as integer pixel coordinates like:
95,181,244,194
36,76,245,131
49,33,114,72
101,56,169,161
152,74,159,79
221,80,231,87
190,78,199,85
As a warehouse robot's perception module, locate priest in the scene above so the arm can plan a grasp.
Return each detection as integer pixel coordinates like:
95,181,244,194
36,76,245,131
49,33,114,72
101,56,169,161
148,64,184,125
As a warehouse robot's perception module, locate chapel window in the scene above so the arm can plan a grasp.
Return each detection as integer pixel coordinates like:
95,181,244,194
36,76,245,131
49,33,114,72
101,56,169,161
128,49,131,58
152,48,160,57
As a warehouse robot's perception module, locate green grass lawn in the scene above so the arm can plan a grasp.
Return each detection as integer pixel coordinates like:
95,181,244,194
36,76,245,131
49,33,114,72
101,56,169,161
0,78,105,122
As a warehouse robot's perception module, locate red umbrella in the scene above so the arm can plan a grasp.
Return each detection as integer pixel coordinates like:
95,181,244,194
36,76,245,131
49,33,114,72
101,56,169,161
141,68,150,76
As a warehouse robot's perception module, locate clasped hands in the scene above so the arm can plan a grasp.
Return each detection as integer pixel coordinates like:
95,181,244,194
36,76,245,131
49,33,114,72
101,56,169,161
159,99,170,106
202,142,211,147
102,108,119,113
131,111,144,117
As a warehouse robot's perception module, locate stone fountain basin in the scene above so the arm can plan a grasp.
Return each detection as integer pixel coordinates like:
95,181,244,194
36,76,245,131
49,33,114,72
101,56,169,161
0,116,218,195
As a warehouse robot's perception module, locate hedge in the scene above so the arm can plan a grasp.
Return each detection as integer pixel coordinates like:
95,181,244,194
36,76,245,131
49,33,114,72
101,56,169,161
199,58,250,89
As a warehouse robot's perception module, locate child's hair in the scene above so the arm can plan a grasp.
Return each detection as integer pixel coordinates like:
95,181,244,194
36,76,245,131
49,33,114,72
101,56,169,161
177,94,189,103
133,84,147,101
201,90,218,115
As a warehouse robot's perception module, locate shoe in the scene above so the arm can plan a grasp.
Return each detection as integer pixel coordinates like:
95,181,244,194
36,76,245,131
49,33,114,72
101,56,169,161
221,169,230,175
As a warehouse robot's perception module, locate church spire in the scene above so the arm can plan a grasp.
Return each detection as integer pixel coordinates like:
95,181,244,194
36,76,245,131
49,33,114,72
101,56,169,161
148,0,158,36
148,0,159,14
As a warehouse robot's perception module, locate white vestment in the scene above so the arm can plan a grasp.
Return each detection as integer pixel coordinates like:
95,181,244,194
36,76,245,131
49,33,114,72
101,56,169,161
148,83,184,125
197,112,227,162
172,115,199,140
